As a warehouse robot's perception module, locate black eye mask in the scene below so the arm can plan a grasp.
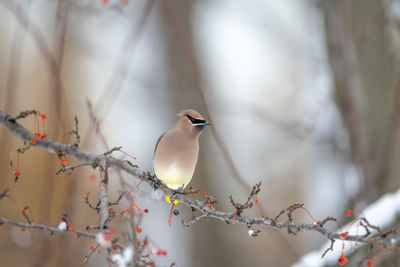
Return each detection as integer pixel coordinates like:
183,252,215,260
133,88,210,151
186,115,207,125
186,115,210,130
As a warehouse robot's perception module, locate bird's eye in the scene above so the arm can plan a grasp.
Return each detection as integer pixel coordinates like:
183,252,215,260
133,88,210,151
186,115,196,124
186,115,206,125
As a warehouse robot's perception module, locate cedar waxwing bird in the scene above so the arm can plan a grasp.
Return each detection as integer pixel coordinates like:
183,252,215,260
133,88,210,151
153,109,211,190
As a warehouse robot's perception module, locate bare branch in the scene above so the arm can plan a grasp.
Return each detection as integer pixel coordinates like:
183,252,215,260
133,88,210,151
71,116,80,147
0,188,9,200
321,239,335,259
98,161,109,229
320,216,338,227
0,110,398,249
182,214,207,227
7,110,37,122
55,162,92,175
103,146,122,156
229,182,261,216
0,216,96,238
84,193,98,211
82,244,99,265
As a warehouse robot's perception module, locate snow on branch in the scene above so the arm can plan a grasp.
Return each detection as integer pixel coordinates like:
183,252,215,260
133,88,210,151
293,188,400,266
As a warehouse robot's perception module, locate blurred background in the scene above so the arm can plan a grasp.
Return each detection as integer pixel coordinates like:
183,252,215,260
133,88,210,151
0,0,399,266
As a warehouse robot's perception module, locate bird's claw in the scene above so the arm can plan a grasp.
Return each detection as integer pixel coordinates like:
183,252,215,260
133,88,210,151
152,177,162,191
172,185,185,195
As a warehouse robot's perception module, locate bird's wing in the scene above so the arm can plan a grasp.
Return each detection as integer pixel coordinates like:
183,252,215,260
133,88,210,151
154,132,166,154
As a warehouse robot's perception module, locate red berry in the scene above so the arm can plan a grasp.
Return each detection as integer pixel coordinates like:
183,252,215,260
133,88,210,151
61,157,67,164
346,209,353,217
338,256,348,266
13,171,20,177
40,133,47,139
340,232,348,238
144,209,149,213
103,234,111,241
30,138,36,144
136,227,142,233
109,227,117,235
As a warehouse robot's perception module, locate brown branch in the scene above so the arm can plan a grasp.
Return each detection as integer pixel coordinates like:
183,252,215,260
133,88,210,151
322,0,368,202
21,206,32,224
84,193,98,211
361,217,382,234
71,116,80,147
0,188,9,200
321,239,335,259
7,110,37,122
320,216,338,227
55,162,92,175
82,244,99,265
229,182,261,216
0,110,398,249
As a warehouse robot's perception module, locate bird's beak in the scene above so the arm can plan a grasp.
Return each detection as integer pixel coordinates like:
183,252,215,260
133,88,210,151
194,121,211,130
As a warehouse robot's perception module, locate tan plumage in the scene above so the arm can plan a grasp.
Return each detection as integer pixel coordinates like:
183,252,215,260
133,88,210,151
153,109,210,189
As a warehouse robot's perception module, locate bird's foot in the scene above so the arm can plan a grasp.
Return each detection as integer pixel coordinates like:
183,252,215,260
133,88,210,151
172,185,185,195
152,177,162,191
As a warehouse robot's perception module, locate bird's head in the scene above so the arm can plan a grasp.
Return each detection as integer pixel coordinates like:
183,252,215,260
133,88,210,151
176,109,211,133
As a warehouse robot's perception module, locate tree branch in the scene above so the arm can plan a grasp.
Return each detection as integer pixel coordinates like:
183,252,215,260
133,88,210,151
0,216,96,239
98,160,109,229
0,110,398,250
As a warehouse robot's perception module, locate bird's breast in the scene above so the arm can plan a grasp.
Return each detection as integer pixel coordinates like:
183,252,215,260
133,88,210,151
153,135,199,189
154,160,195,190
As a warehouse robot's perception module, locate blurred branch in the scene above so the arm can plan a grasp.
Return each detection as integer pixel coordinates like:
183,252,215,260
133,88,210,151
2,0,58,73
373,74,400,184
160,1,299,260
1,110,398,251
2,0,71,125
95,0,156,118
322,0,368,198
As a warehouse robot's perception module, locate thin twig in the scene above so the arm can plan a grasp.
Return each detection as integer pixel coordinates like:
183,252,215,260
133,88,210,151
82,244,99,265
55,162,92,175
182,214,207,227
321,239,335,259
71,116,80,147
0,216,96,238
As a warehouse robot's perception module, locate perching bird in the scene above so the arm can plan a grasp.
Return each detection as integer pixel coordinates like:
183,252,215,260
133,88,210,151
153,109,211,190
